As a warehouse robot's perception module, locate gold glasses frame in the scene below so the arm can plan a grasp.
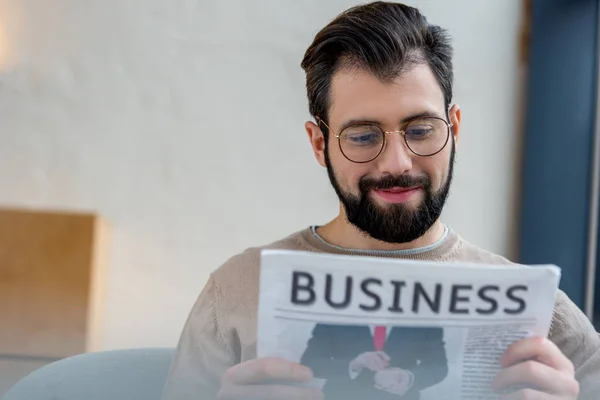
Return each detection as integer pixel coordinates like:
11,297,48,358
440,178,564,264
316,116,453,164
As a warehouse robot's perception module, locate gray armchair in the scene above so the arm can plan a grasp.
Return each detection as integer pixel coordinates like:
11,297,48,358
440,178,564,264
1,348,175,400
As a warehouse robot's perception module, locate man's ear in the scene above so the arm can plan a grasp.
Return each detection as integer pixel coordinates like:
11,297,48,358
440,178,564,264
448,104,460,143
305,120,327,167
448,104,461,146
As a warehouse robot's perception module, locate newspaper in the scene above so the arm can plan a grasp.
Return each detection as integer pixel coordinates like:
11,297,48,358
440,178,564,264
257,249,561,400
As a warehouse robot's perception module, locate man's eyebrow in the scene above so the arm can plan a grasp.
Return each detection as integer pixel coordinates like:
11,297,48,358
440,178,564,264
338,111,445,132
400,111,445,123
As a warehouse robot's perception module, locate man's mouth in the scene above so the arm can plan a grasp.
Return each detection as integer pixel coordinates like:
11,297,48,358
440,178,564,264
372,186,421,203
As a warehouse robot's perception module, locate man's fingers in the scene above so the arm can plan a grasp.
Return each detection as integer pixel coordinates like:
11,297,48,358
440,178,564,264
492,360,579,396
370,352,389,369
397,371,409,384
366,357,385,371
377,351,391,361
499,388,552,400
500,337,574,374
218,384,323,400
222,358,313,385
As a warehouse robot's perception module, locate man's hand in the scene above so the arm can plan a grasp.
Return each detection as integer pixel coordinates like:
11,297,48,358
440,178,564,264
492,336,579,399
349,351,390,373
217,357,323,400
374,368,413,396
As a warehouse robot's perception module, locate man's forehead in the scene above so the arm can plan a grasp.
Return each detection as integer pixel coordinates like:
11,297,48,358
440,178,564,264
328,64,446,126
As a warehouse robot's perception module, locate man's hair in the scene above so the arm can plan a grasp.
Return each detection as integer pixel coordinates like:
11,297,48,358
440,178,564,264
300,1,454,135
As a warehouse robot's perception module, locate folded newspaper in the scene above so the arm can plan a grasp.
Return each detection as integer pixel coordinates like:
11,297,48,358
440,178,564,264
257,250,561,400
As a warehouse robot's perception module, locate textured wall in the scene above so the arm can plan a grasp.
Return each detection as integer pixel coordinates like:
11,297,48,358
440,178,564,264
0,0,524,349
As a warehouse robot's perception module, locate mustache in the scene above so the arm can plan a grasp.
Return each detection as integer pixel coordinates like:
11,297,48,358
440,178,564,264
359,174,430,192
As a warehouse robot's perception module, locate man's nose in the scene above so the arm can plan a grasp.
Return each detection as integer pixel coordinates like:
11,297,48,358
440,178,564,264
376,134,413,175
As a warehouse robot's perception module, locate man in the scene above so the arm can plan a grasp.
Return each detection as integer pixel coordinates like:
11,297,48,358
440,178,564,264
300,324,448,399
161,2,598,399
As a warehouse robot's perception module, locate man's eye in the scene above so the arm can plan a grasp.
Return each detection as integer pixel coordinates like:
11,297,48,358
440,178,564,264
406,126,433,138
347,133,380,144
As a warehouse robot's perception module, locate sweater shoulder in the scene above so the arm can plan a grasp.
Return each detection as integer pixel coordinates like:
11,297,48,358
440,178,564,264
209,229,307,294
446,235,515,265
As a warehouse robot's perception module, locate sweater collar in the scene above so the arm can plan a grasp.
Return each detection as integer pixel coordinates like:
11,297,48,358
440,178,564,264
296,225,461,262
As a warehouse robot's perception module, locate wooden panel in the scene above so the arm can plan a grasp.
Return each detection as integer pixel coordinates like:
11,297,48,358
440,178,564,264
86,215,108,353
0,207,108,358
520,0,532,64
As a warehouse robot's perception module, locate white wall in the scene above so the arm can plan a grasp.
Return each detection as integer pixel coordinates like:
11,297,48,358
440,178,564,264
0,0,524,350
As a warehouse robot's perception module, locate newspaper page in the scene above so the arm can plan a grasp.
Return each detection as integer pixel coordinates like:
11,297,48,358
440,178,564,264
257,250,561,400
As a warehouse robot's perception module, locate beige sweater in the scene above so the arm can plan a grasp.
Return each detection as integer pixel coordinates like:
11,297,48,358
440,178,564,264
161,227,600,399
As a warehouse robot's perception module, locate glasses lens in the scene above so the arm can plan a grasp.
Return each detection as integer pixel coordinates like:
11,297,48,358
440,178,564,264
339,124,385,162
404,118,450,156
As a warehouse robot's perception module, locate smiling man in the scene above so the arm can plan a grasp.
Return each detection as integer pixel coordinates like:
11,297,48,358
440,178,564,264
161,2,600,400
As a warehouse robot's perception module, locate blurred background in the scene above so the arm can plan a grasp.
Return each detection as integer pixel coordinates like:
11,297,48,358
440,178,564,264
1,0,598,396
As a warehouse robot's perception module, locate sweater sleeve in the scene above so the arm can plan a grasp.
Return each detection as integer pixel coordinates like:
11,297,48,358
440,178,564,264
160,275,235,400
548,290,600,400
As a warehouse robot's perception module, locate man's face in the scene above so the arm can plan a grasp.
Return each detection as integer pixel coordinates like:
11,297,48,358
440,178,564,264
320,64,459,244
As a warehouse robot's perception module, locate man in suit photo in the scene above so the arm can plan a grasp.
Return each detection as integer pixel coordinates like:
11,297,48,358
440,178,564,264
300,323,448,399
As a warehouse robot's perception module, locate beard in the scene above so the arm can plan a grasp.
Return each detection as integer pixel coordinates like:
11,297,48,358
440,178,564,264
325,140,455,244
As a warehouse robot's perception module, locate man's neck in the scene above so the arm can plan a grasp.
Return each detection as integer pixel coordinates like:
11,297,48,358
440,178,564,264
315,214,446,252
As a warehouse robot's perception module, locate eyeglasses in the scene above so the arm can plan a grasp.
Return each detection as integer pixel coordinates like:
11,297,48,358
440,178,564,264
317,116,453,163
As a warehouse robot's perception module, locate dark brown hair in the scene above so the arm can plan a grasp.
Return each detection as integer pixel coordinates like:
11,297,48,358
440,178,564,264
300,1,454,136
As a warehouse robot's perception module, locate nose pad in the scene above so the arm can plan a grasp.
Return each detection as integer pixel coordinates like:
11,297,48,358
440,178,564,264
378,133,413,174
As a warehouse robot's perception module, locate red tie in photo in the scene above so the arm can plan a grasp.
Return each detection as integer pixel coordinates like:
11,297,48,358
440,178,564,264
373,325,386,351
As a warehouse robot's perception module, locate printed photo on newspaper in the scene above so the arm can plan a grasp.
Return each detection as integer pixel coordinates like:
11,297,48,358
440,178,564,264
257,250,561,400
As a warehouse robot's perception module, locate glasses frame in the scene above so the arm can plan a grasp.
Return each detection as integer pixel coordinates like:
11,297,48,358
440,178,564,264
317,116,453,164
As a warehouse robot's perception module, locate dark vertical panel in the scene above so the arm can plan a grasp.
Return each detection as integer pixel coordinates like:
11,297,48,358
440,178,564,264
519,0,598,309
595,198,600,326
